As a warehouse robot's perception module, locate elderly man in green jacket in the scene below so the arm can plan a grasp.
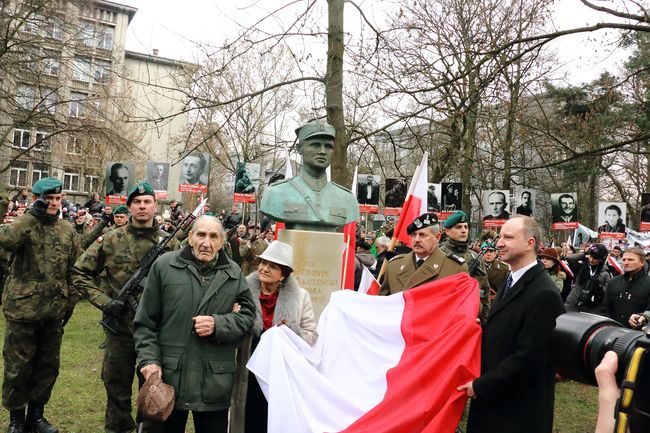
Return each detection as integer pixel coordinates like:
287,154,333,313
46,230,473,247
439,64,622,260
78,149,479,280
134,215,255,433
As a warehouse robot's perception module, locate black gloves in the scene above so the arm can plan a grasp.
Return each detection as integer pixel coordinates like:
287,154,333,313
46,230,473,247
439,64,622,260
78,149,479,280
103,299,127,316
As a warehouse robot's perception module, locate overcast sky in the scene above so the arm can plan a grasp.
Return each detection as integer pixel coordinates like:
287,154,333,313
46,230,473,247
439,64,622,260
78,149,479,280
119,0,632,85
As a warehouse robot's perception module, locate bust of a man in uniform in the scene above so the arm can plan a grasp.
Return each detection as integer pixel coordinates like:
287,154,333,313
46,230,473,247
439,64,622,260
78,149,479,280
260,120,360,232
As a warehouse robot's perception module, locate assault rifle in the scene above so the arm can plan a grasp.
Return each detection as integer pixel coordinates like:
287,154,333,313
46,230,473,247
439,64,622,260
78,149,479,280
467,236,499,278
100,198,208,335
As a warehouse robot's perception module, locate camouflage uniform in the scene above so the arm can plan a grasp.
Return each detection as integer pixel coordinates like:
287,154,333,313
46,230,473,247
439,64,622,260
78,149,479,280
72,223,180,433
440,237,491,323
0,211,80,412
239,237,269,275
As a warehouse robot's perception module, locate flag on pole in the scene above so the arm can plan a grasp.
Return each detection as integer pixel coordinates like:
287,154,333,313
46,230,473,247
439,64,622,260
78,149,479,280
358,266,380,295
247,273,481,433
340,168,359,290
393,153,429,247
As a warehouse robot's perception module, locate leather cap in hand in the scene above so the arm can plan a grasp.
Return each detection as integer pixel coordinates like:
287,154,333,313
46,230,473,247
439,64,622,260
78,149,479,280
137,371,175,422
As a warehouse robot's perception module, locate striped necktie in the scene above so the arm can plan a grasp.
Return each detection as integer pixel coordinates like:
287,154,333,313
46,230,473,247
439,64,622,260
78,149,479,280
502,274,513,298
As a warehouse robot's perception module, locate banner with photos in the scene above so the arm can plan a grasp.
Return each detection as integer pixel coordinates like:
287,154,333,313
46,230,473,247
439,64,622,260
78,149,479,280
438,182,462,220
482,189,510,228
597,201,627,240
105,161,135,204
178,152,210,193
384,178,408,216
551,192,578,230
357,173,380,214
233,162,260,203
145,162,170,199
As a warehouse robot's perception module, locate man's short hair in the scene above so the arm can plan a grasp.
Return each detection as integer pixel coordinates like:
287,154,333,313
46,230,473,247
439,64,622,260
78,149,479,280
604,204,622,216
488,191,506,203
515,215,542,251
110,163,127,177
190,215,223,236
376,236,390,249
558,193,574,204
186,153,207,170
521,191,531,197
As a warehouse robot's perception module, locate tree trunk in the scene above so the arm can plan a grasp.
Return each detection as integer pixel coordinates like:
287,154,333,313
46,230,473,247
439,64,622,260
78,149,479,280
326,0,347,185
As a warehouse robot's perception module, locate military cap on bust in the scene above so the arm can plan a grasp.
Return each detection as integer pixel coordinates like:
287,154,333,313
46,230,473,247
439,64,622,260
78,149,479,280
112,205,129,215
406,212,439,235
32,177,63,196
443,210,468,229
295,120,336,141
126,181,155,206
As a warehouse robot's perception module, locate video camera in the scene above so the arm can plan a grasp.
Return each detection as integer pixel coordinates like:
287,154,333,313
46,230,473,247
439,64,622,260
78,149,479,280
552,312,650,433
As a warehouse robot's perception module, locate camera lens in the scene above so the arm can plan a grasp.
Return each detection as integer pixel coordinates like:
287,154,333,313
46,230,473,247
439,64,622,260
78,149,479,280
551,312,645,385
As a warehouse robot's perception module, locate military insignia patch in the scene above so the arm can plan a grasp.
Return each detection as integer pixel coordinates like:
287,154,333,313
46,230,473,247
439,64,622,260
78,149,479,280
138,185,145,193
414,219,423,228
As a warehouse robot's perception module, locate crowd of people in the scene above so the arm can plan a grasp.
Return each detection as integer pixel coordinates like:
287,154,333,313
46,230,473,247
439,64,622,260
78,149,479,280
1,177,649,433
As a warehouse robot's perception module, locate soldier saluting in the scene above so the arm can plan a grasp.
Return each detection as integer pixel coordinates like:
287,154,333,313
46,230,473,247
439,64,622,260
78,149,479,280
72,182,180,433
0,178,80,433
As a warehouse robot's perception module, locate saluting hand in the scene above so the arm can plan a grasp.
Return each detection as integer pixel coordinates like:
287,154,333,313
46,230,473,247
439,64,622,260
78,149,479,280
193,315,215,337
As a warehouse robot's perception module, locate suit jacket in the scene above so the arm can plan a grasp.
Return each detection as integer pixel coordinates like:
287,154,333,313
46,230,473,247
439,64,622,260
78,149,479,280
467,262,565,433
379,248,467,295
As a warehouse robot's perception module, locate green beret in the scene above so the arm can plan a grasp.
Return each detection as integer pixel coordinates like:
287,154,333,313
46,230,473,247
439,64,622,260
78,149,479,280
126,182,155,206
112,205,129,215
32,177,63,196
444,210,468,229
406,212,439,235
480,241,496,251
295,120,336,141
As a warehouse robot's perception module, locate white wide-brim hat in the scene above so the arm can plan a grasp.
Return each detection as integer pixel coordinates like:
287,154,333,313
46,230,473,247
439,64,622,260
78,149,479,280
258,241,294,272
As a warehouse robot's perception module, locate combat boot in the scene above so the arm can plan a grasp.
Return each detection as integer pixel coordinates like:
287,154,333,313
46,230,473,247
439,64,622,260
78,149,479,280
25,404,58,433
7,408,26,433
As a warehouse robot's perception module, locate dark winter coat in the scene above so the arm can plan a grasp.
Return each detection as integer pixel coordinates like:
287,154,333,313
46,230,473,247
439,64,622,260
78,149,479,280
602,267,650,328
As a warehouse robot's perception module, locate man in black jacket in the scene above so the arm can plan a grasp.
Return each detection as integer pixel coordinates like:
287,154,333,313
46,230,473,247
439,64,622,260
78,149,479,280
458,216,564,433
602,247,650,329
564,244,611,314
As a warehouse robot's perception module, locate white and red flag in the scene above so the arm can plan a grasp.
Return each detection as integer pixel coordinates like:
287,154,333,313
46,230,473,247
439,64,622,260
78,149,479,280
607,255,623,274
393,153,428,247
358,266,380,295
248,273,481,433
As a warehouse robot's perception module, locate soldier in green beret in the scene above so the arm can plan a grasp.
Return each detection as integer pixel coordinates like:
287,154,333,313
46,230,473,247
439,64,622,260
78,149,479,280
260,120,360,232
0,178,81,433
439,211,491,323
73,182,180,433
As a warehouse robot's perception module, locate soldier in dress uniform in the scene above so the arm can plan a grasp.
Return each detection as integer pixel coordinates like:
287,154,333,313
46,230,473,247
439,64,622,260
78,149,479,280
260,120,359,232
482,241,510,304
72,182,181,433
380,212,468,295
0,178,80,433
439,211,491,323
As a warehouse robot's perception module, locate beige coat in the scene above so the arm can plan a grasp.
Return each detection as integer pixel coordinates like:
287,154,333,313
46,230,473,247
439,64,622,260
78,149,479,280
380,248,468,295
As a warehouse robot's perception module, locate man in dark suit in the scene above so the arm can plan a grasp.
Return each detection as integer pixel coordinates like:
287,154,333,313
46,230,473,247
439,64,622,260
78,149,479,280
458,216,565,433
357,175,379,205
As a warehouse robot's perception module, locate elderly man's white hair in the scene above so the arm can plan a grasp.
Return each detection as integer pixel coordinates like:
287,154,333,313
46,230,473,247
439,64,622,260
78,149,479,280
190,215,224,236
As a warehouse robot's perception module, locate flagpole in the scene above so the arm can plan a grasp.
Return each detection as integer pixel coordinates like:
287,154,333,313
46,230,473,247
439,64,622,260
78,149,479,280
341,166,359,290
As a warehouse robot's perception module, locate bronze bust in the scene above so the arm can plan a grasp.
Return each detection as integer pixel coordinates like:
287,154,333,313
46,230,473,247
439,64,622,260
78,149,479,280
260,120,360,232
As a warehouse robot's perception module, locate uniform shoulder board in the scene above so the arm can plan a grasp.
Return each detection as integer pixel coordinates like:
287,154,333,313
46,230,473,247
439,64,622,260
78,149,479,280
447,253,465,264
388,253,406,262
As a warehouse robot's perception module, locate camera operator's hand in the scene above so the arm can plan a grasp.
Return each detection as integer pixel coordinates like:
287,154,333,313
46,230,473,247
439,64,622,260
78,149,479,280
629,313,648,330
594,351,620,433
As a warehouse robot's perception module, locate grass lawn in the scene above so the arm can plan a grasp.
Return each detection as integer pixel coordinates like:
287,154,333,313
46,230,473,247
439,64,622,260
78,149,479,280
0,301,598,432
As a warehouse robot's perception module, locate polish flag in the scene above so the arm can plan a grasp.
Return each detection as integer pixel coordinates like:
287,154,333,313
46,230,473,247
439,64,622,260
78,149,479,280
358,266,380,295
393,153,429,247
248,273,482,433
339,167,359,290
607,255,623,275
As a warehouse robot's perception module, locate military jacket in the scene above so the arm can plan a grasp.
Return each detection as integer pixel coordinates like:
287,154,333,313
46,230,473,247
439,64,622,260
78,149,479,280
440,239,491,298
239,238,269,276
380,248,468,295
485,259,510,298
72,222,181,328
260,171,360,231
0,212,80,322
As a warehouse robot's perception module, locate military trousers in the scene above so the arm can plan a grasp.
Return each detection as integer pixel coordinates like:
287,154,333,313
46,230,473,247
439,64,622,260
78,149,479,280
102,331,140,433
2,319,63,410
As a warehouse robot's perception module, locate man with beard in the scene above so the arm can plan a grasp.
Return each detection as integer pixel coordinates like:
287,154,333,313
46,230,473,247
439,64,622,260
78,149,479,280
73,182,181,433
440,211,491,323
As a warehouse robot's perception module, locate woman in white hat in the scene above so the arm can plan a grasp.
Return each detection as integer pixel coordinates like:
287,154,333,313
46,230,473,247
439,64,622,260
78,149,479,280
244,240,316,433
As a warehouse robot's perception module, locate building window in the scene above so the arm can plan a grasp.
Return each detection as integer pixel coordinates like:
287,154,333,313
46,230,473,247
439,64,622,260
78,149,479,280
72,58,91,82
44,18,64,40
69,92,87,117
16,85,35,110
9,163,28,187
84,175,99,193
94,60,111,82
66,136,82,154
32,166,49,184
63,170,80,191
34,130,49,151
96,25,114,50
80,21,94,47
43,52,60,76
13,128,30,149
39,89,57,114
